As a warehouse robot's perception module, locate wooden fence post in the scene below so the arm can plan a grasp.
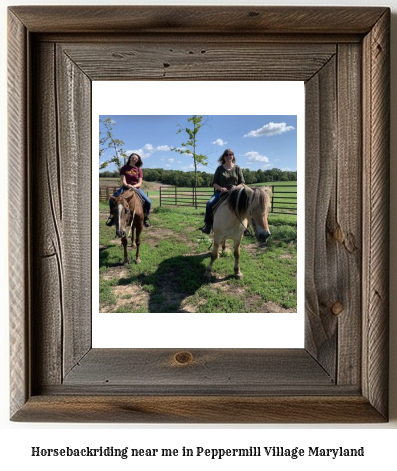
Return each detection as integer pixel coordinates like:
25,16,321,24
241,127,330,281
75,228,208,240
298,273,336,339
271,185,275,213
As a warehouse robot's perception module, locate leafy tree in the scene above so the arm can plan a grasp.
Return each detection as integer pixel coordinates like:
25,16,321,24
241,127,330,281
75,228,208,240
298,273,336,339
99,117,127,174
171,115,208,207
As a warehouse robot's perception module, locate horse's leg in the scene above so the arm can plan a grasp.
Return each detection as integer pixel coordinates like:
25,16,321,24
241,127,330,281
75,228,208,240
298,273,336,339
233,238,243,279
205,239,220,279
122,236,129,265
221,240,226,253
134,223,142,264
130,225,135,248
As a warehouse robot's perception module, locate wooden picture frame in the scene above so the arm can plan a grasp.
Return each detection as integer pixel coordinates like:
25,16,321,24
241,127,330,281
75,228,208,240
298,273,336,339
8,6,390,423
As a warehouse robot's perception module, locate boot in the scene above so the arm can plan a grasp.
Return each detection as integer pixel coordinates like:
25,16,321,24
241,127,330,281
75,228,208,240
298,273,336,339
144,216,151,227
201,224,211,234
105,215,115,227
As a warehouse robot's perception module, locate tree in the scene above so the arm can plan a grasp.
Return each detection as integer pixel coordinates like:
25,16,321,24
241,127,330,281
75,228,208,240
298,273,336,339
99,117,127,174
171,115,208,208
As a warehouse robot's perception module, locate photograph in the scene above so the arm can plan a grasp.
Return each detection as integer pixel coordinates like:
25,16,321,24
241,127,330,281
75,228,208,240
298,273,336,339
98,114,298,315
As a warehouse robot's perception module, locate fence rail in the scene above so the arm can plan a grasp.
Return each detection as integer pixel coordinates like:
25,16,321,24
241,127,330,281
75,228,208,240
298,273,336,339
99,185,297,215
99,186,119,201
159,185,297,215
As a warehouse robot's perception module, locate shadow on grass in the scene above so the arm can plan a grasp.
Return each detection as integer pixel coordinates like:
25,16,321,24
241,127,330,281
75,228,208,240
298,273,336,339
106,252,216,313
147,252,212,312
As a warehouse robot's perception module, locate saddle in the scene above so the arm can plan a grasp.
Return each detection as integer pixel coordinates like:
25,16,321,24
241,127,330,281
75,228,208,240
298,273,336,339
122,188,145,207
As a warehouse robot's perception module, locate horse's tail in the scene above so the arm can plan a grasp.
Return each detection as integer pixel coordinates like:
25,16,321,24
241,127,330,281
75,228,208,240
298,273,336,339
227,186,250,218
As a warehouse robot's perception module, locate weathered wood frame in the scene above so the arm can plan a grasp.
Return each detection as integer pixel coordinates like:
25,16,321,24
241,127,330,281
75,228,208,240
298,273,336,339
8,6,390,423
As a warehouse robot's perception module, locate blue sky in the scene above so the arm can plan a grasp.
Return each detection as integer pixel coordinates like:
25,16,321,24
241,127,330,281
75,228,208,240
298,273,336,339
99,115,297,174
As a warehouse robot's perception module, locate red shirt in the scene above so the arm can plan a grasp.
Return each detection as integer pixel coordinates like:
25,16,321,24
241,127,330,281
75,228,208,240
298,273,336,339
120,165,143,188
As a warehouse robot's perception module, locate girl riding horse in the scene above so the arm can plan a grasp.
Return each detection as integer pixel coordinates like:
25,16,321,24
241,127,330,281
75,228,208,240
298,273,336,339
200,148,245,234
106,152,152,228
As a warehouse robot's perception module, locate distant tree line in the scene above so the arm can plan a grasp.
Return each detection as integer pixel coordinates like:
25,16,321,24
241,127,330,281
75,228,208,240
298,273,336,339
99,168,297,187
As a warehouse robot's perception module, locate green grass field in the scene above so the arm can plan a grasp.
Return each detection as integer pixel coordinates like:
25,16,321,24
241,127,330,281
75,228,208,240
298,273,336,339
99,200,297,313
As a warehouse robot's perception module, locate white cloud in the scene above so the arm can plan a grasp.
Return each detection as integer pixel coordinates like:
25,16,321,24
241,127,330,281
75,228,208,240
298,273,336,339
127,143,170,159
244,122,295,138
212,138,227,146
245,151,269,163
129,148,151,159
168,158,174,163
156,145,171,151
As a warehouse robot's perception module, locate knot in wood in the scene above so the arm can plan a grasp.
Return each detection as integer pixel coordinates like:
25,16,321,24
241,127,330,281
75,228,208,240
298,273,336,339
331,302,344,316
333,225,344,244
174,351,194,365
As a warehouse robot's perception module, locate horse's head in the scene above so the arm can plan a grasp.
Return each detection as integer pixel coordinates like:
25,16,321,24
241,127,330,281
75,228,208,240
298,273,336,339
250,187,272,244
110,193,132,238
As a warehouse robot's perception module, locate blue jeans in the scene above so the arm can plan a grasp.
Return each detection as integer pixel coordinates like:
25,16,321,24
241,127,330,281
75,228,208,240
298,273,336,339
204,190,221,225
109,186,152,217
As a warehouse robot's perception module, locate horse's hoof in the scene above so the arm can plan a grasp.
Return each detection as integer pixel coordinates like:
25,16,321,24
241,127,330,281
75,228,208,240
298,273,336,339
135,258,141,264
204,271,211,280
123,260,129,265
235,272,243,279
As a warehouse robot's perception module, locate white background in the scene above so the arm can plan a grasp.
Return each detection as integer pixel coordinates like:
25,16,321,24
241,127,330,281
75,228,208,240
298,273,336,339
92,80,305,348
1,0,396,469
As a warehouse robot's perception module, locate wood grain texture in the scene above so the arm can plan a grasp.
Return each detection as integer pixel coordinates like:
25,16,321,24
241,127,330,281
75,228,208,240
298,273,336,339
31,42,92,388
8,10,30,419
62,349,333,391
11,396,385,424
304,57,338,378
9,6,387,34
59,42,335,82
8,6,390,423
335,44,362,386
362,9,390,419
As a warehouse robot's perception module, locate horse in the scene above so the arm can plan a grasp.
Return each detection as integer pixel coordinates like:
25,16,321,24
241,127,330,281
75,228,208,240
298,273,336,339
204,185,272,279
109,189,144,264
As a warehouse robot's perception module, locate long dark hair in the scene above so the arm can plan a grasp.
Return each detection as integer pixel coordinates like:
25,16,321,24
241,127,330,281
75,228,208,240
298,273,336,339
127,152,143,168
218,148,236,165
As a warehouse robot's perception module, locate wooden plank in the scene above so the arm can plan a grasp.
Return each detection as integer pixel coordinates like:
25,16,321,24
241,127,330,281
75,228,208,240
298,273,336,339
11,396,385,424
362,9,390,419
335,43,362,385
56,44,92,376
304,57,338,378
8,9,30,418
31,42,63,387
63,349,333,389
60,42,335,82
9,6,387,34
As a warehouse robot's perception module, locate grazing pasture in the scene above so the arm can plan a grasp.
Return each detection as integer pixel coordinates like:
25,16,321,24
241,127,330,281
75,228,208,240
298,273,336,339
99,197,298,313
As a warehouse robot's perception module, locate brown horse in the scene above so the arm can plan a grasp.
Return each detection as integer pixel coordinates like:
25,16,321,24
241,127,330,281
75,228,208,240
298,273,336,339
109,189,144,264
205,185,271,279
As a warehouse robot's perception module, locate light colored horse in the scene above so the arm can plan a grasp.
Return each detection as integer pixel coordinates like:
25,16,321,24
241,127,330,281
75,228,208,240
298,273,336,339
109,189,144,264
205,185,271,279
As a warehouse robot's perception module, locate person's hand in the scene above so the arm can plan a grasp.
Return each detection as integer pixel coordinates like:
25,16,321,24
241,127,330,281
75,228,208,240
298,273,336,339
220,187,228,193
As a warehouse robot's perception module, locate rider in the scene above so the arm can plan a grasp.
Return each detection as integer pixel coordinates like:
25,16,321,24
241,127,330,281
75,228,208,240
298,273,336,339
106,152,152,228
200,148,245,234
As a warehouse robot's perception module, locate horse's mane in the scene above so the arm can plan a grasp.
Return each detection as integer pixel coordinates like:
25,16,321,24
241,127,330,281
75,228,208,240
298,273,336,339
226,186,271,217
226,186,250,217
